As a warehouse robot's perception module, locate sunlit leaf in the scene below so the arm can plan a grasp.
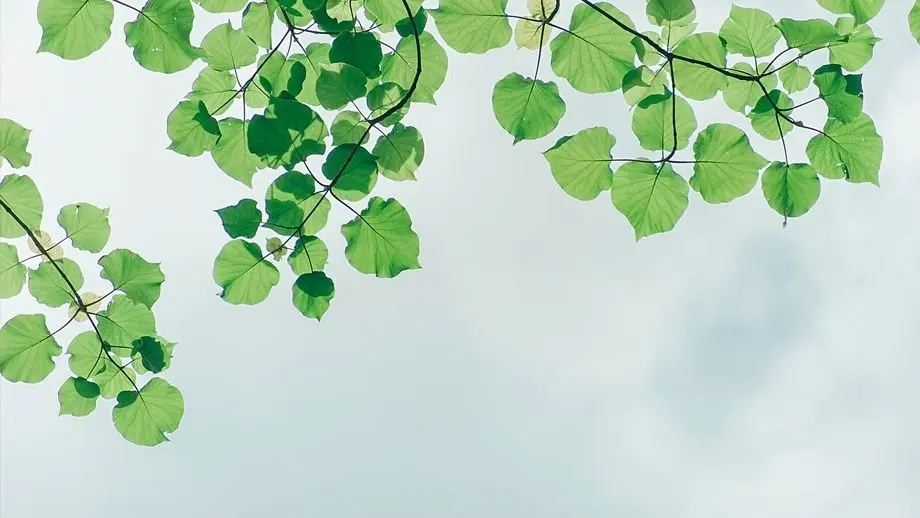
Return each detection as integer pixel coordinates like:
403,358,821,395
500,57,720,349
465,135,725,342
58,377,100,417
805,112,882,184
291,272,334,320
112,378,184,447
0,243,26,299
543,127,614,201
761,162,821,218
341,197,420,278
430,0,511,53
216,198,262,238
0,314,61,383
373,124,425,181
491,73,565,144
124,0,201,73
611,162,688,239
690,123,767,203
98,248,166,308
0,174,43,238
213,239,280,304
0,119,32,169
57,203,110,253
37,0,113,60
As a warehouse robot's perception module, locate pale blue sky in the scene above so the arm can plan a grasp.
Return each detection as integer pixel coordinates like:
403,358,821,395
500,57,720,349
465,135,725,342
3,1,920,516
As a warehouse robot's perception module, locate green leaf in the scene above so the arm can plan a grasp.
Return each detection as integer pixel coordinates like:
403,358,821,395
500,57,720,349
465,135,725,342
515,18,552,50
67,332,104,379
430,0,511,53
611,162,688,239
805,112,882,184
316,63,368,110
776,18,844,51
264,171,330,236
247,96,328,168
213,239,280,304
381,32,449,104
0,242,26,299
0,119,32,168
829,21,879,71
201,22,258,71
331,111,371,146
58,377,100,417
124,0,201,73
0,314,61,383
911,1,920,43
28,258,83,308
212,118,264,186
367,82,409,126
549,2,636,93
817,0,885,24
216,199,262,238
365,0,423,26
279,43,331,106
98,248,166,309
718,5,780,57
761,162,821,218
373,124,425,181
646,0,695,26
131,336,167,373
672,33,728,100
185,68,237,116
543,127,614,201
166,100,222,157
721,62,777,113
243,2,273,48
37,0,113,59
195,0,248,12
814,64,863,123
395,7,428,37
57,203,110,253
98,295,156,349
0,174,43,238
748,90,793,140
322,144,378,202
291,272,335,320
93,357,136,397
288,235,328,274
112,378,184,447
622,66,668,107
631,91,697,152
341,197,420,278
330,31,383,79
243,52,286,109
132,335,175,375
778,62,811,93
491,73,565,144
690,123,768,203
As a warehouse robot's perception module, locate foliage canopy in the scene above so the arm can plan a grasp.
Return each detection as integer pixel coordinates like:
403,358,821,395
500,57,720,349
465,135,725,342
2,0,918,445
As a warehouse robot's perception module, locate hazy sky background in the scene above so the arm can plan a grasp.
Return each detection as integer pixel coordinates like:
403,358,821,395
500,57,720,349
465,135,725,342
3,1,920,516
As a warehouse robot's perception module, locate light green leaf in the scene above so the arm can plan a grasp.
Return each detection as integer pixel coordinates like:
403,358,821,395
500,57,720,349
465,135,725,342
515,19,551,50
166,100,221,157
213,239,280,304
243,2,273,48
748,90,794,140
0,119,32,168
331,111,370,146
761,162,821,218
381,32,449,104
322,144,378,202
805,112,882,184
215,198,262,238
194,0,247,12
549,2,636,93
0,174,43,238
367,82,409,126
778,62,811,93
98,295,156,349
288,236,328,274
611,162,688,239
291,272,335,320
647,0,695,26
58,377,100,417
185,68,237,116
37,0,113,59
57,203,110,253
631,91,697,152
721,62,777,113
212,118,264,186
829,21,879,71
430,0,511,53
817,0,885,24
243,52,286,109
814,64,863,123
365,0,423,25
112,378,184,447
279,43,331,106
622,66,668,107
911,1,920,43
341,197,420,278
67,332,104,378
0,243,26,299
247,96,328,169
264,171,330,236
776,18,845,51
93,357,136,398
672,33,728,100
98,248,165,308
201,22,258,71
718,4,780,57
690,123,768,203
124,0,201,73
373,124,425,181
316,63,368,110
543,127,614,201
28,258,83,308
491,73,565,144
0,314,61,383
26,229,64,261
